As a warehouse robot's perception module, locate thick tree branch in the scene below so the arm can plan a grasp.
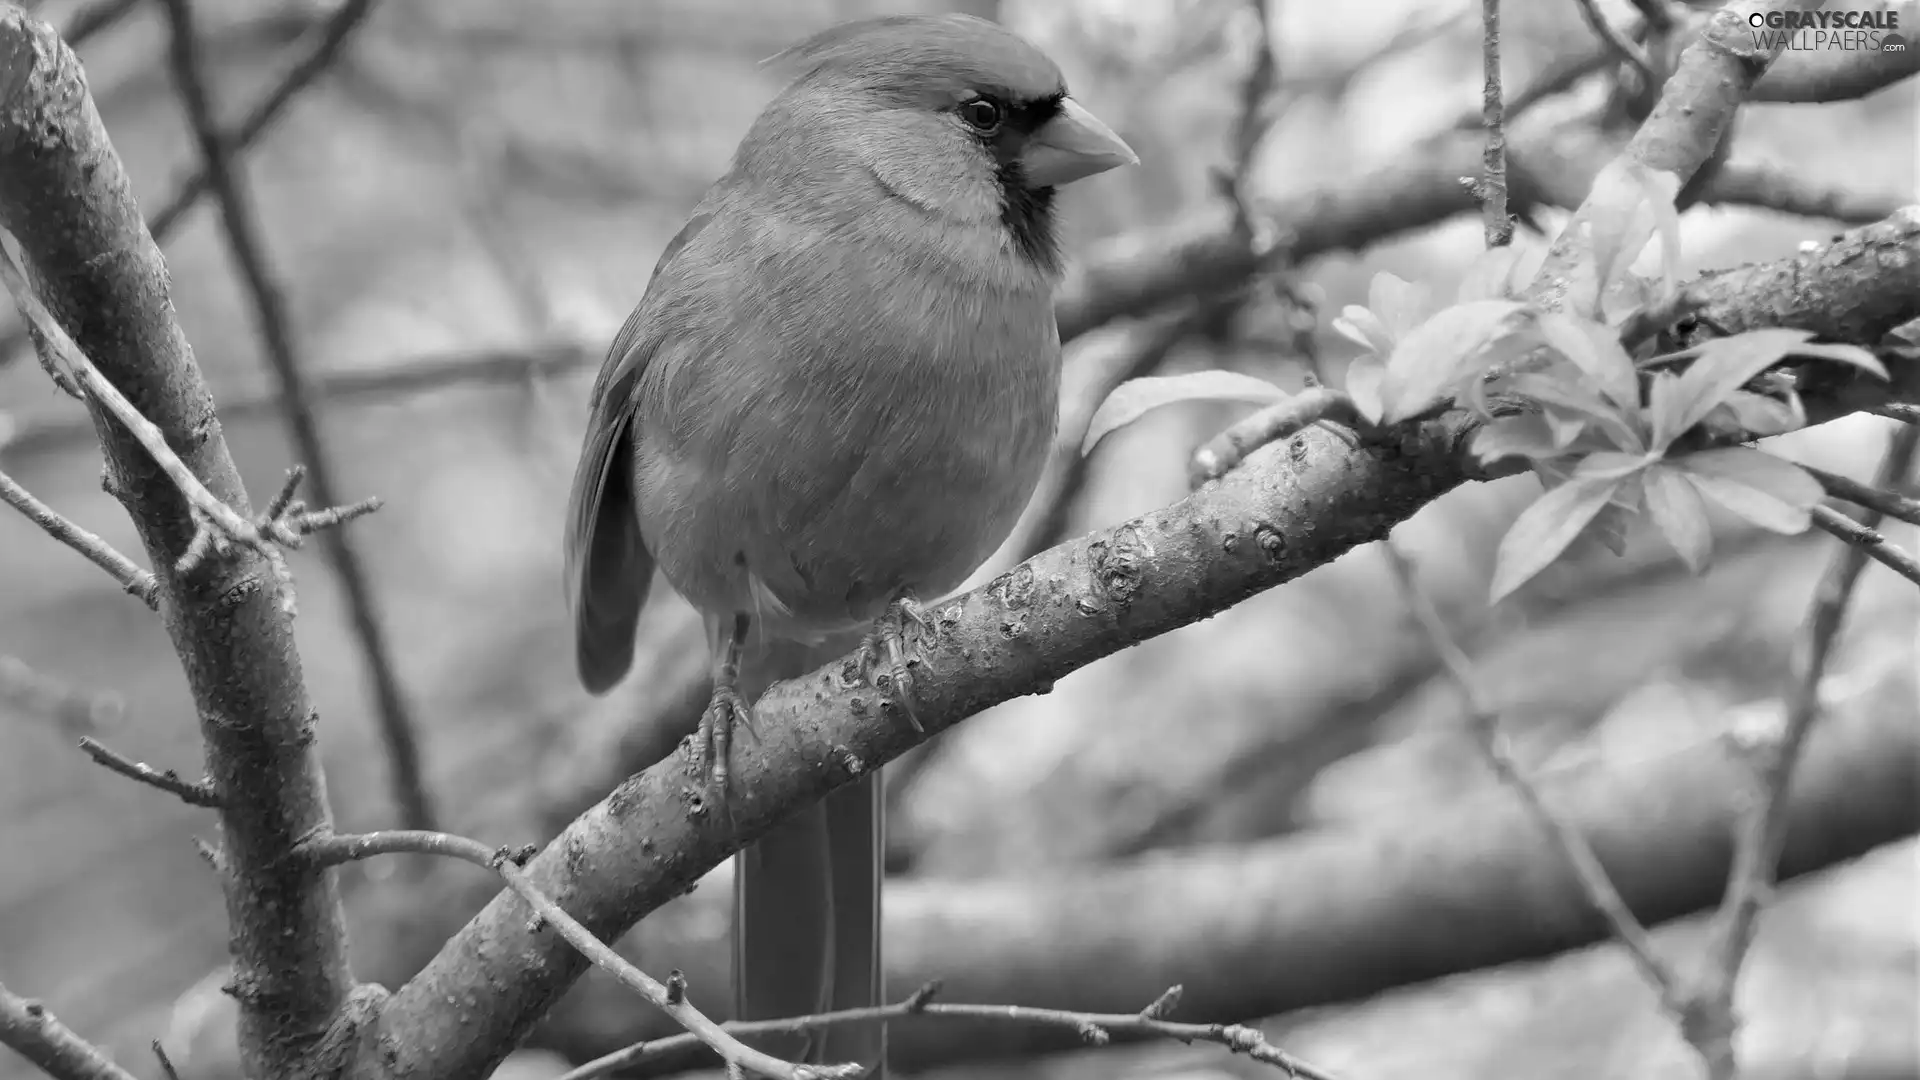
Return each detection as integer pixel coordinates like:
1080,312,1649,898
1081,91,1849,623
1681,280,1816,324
0,982,139,1080
159,0,434,832
0,9,356,1077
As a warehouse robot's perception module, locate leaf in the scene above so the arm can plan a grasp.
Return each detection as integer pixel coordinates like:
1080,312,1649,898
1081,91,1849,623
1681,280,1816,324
1537,313,1639,410
1660,328,1820,437
1673,446,1823,534
1490,475,1626,602
1708,390,1802,438
1378,301,1530,423
1574,451,1654,481
1507,372,1645,453
1082,372,1288,455
1788,340,1888,379
1647,369,1687,450
1345,356,1386,424
1368,272,1432,338
1332,305,1393,355
1643,463,1713,573
1472,413,1561,464
1586,500,1635,556
1584,159,1682,303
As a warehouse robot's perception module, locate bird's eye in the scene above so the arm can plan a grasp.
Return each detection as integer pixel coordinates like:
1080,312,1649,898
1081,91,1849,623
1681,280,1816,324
958,98,1003,132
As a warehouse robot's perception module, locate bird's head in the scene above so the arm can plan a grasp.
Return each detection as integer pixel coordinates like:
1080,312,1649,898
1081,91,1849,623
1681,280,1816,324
744,14,1138,276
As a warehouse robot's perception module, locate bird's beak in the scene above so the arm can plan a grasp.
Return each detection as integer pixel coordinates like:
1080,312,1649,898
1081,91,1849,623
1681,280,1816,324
1020,97,1138,188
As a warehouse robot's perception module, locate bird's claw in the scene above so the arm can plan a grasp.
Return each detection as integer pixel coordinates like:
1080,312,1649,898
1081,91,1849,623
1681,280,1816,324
858,596,935,731
696,684,754,794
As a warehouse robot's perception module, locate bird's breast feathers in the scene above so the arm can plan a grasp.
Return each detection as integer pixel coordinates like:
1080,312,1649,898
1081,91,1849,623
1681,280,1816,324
625,198,1060,636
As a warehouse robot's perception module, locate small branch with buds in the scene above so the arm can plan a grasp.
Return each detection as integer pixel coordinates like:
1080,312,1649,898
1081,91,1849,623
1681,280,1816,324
78,735,221,808
556,982,1344,1080
0,248,380,591
301,830,860,1080
0,468,158,609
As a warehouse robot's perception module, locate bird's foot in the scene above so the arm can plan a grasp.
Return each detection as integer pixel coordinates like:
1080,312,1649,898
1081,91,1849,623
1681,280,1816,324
695,682,755,797
856,595,935,731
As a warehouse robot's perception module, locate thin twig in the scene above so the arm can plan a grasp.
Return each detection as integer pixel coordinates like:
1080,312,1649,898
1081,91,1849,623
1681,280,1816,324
3,339,595,458
78,735,221,808
1804,463,1920,528
159,0,433,831
1688,424,1920,1077
146,0,376,241
0,247,381,585
0,467,158,608
1215,0,1281,251
1188,388,1365,487
1806,504,1920,588
1382,541,1686,1012
1478,0,1514,247
1449,42,1618,130
1872,402,1920,425
150,1041,183,1080
557,982,1344,1080
300,830,859,1080
0,982,140,1080
1571,0,1657,83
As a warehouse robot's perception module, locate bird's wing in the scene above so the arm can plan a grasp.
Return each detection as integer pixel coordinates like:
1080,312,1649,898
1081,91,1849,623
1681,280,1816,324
563,209,714,694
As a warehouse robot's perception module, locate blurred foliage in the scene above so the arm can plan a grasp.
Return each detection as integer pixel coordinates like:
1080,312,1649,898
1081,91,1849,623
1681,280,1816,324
0,0,1914,1077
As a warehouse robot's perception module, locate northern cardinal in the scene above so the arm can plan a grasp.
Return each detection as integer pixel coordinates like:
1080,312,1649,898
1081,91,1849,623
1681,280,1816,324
564,14,1134,1072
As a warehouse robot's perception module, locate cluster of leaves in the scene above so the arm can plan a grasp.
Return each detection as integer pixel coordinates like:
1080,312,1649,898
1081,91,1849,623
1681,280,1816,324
1082,160,1887,601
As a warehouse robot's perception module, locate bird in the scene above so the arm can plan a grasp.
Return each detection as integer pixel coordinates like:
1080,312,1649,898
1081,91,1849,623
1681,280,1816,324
563,13,1135,1073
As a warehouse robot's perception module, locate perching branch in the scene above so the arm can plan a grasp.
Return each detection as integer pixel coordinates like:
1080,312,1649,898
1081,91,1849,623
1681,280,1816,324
1685,424,1920,1078
302,830,860,1080
0,467,158,608
0,981,140,1080
159,0,435,833
0,10,357,1078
